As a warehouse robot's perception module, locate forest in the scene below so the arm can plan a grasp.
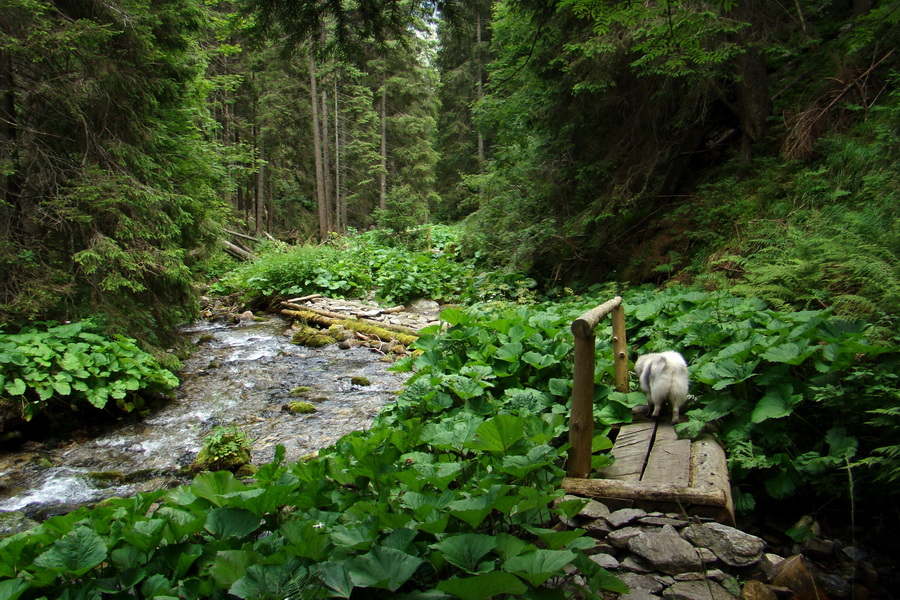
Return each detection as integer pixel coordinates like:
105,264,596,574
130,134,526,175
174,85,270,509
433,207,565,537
0,0,899,597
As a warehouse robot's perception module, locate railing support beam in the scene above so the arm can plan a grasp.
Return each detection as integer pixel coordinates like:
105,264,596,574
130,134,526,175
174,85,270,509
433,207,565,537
567,296,627,478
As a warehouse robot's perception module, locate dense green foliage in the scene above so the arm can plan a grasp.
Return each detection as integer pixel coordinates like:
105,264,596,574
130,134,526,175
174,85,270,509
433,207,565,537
215,226,537,305
0,0,225,345
3,286,897,596
439,0,899,321
0,320,178,425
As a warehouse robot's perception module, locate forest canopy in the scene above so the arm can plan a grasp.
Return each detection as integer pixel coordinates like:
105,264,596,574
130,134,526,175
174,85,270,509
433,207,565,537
1,0,897,344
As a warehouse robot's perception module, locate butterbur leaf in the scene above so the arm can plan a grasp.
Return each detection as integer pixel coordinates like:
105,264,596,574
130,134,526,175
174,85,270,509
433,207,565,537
34,526,108,576
316,561,354,598
348,545,424,591
229,560,308,600
494,342,523,362
437,572,527,600
521,351,555,369
4,378,25,396
430,534,497,574
526,527,585,550
0,578,30,600
204,507,261,539
751,384,795,423
503,549,576,586
548,378,570,396
466,414,525,452
209,550,258,588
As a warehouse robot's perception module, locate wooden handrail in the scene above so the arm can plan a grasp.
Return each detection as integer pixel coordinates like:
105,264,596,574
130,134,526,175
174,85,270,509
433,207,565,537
567,296,628,478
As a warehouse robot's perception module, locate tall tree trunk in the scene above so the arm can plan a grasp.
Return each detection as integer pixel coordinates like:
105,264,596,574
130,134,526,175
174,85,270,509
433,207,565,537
256,133,265,235
734,47,771,164
379,80,387,211
1,50,22,234
309,51,328,240
320,76,333,233
730,0,772,164
476,10,485,170
334,77,344,233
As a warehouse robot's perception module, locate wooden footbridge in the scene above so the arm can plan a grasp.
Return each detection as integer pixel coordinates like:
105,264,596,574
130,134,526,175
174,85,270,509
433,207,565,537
561,297,735,524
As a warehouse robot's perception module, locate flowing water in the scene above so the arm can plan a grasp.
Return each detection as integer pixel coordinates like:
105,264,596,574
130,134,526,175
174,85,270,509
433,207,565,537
0,316,407,518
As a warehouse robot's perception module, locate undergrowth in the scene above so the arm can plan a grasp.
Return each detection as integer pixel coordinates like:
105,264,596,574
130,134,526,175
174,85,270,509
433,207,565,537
2,286,898,598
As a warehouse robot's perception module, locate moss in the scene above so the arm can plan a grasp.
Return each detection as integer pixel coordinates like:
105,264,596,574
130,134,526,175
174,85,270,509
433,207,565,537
197,333,215,345
290,386,313,396
84,471,126,486
290,326,336,347
287,401,317,414
31,456,53,469
350,376,371,386
189,426,252,474
235,463,259,477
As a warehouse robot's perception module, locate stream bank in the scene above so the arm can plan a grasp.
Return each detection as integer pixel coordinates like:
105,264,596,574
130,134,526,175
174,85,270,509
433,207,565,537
0,314,407,524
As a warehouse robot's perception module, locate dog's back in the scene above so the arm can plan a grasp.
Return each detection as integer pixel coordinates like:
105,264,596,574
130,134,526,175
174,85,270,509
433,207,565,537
635,351,689,422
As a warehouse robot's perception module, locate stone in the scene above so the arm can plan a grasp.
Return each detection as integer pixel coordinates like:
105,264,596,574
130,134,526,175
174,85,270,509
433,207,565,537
608,507,648,527
610,526,644,548
407,299,440,318
583,518,613,535
772,555,829,600
764,553,785,568
621,555,655,573
629,525,704,575
801,536,834,560
675,572,709,582
641,516,689,527
621,572,664,593
682,523,765,567
589,553,620,570
622,591,662,600
663,580,735,600
0,511,38,538
579,499,611,519
740,580,777,600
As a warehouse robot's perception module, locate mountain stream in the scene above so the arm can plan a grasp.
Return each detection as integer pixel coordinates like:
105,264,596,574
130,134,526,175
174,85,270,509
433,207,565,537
0,315,407,519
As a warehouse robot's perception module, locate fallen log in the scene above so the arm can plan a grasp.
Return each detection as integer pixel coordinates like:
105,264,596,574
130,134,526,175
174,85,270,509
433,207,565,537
222,240,257,261
281,302,420,336
279,308,418,346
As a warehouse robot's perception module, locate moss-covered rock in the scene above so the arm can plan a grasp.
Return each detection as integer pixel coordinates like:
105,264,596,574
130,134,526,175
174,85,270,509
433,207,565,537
290,386,312,396
84,471,126,487
285,401,316,414
350,376,371,386
189,426,252,474
290,326,336,347
0,511,38,538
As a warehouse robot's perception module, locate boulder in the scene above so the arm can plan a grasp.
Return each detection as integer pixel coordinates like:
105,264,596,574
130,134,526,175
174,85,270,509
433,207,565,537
629,525,704,575
663,580,735,600
682,523,765,567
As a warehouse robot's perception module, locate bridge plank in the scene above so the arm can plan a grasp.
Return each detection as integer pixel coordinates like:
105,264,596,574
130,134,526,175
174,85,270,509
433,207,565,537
599,421,657,481
642,423,691,486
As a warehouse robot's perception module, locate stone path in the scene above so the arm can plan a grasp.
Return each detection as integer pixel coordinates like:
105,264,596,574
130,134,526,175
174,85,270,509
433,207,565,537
564,497,892,599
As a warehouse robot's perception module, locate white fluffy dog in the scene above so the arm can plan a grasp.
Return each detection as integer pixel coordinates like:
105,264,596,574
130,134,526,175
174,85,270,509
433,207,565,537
634,351,690,424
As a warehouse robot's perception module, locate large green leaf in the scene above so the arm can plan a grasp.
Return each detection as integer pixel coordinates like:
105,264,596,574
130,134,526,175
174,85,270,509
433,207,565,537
751,384,795,423
0,578,30,600
209,550,259,588
503,549,575,586
229,560,308,600
204,507,261,539
348,545,424,591
436,572,527,600
33,526,108,576
316,561,354,598
465,414,525,452
430,534,497,574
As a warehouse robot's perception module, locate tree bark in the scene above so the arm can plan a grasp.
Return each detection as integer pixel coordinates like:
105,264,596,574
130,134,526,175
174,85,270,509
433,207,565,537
321,76,333,233
1,50,21,231
379,78,388,211
476,10,485,170
256,133,265,235
309,50,328,240
734,47,771,164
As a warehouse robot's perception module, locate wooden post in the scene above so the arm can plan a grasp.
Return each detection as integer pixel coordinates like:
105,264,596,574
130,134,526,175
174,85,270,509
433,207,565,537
568,296,625,478
612,303,628,392
568,329,596,479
